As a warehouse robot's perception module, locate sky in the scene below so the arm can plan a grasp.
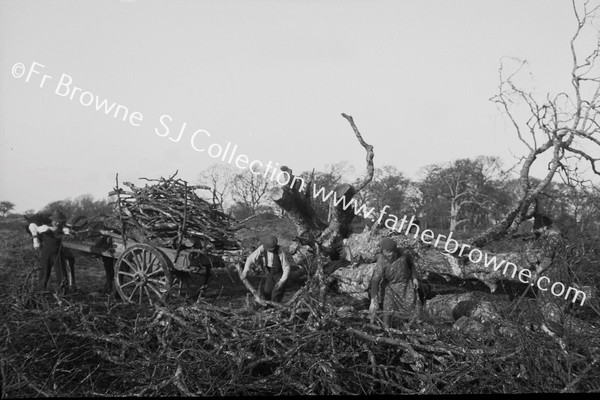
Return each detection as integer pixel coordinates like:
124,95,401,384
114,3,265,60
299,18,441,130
1,0,597,213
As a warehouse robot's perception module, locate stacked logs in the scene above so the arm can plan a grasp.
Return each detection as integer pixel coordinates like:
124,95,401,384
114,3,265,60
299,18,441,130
108,174,240,252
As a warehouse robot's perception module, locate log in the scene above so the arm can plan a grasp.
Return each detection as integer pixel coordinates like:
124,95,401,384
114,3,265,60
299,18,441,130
317,183,357,250
270,166,326,239
271,114,374,259
331,262,377,300
330,227,539,297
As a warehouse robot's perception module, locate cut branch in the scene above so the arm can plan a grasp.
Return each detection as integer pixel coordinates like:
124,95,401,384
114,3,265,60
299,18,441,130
341,113,375,192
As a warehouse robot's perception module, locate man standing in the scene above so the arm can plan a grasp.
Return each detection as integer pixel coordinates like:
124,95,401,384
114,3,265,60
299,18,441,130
240,235,290,303
369,238,420,327
29,210,73,293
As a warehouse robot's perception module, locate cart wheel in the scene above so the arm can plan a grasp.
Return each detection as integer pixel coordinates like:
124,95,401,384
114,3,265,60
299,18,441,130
114,244,172,305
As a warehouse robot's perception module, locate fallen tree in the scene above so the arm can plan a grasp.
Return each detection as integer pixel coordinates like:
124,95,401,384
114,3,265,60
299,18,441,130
271,113,374,256
332,229,539,300
263,114,539,301
266,1,600,307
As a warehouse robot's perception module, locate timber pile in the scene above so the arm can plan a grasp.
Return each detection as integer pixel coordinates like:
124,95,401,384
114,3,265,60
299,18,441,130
107,174,240,252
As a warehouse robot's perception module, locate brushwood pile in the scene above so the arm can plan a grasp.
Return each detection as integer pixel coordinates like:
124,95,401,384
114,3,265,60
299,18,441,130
102,175,241,252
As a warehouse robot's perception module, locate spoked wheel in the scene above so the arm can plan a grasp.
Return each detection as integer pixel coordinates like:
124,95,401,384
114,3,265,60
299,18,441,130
114,244,172,305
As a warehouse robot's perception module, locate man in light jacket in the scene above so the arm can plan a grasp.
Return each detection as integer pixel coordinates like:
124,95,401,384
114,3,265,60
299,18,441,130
240,235,290,303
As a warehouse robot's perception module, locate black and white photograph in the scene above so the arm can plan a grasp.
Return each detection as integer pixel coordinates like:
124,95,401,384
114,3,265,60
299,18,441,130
1,0,599,395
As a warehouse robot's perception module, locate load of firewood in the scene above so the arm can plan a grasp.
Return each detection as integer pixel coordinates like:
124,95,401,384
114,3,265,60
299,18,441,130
106,173,241,252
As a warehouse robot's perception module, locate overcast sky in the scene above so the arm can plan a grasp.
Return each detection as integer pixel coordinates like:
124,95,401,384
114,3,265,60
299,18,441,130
1,0,597,213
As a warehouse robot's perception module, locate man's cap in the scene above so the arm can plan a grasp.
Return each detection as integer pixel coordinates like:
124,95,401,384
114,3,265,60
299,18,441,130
261,235,278,251
50,210,67,222
381,238,397,251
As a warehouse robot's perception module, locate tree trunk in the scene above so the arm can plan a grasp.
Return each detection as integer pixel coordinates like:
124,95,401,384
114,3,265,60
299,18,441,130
271,114,374,257
270,166,326,240
317,183,357,250
330,227,537,299
449,202,458,232
269,115,542,302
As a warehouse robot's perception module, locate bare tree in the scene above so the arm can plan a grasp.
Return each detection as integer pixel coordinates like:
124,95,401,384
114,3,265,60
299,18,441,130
472,0,600,247
419,157,503,231
198,163,236,211
231,169,274,216
0,201,15,217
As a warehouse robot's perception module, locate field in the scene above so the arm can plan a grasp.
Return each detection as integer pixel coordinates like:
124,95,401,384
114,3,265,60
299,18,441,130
1,214,599,396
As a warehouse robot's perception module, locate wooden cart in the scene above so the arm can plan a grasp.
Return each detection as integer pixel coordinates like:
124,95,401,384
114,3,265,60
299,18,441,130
63,233,215,305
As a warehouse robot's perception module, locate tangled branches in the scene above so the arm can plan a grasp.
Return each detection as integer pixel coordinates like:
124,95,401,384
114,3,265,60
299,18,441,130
2,279,599,396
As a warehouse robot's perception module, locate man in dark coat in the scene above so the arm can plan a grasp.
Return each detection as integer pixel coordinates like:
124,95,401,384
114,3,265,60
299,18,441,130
28,210,74,293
